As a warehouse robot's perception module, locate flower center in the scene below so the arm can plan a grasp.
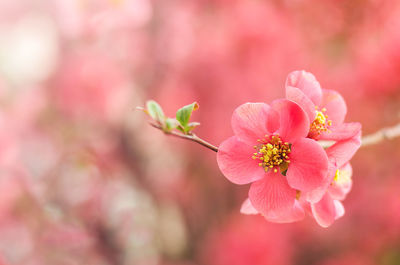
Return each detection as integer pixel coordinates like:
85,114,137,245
309,107,332,138
333,169,351,185
252,135,291,173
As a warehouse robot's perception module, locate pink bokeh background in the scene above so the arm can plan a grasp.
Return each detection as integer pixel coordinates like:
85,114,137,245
0,0,399,264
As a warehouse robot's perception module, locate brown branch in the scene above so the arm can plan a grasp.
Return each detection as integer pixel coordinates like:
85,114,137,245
361,122,400,147
319,122,400,149
149,123,219,152
151,122,400,151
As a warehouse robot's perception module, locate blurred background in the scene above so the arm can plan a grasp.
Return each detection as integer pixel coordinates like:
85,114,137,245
0,0,400,264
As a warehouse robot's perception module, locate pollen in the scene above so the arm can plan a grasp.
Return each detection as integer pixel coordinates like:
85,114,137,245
333,169,340,182
333,169,351,185
309,107,332,138
252,135,291,173
296,190,301,200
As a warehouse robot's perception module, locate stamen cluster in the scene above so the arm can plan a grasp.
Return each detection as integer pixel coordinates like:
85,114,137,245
310,107,332,136
252,135,291,172
333,168,351,185
217,70,361,227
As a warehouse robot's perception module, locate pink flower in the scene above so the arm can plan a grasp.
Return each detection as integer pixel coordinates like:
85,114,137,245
217,99,328,222
286,70,361,141
200,215,293,265
53,51,129,123
309,132,361,227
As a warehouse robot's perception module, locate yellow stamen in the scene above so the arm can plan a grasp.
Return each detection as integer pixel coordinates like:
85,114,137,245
333,169,340,182
333,169,351,185
309,106,332,137
252,134,291,174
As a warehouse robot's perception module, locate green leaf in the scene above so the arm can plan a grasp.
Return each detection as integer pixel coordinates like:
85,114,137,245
165,118,179,131
176,124,186,134
176,102,199,130
146,100,165,123
136,106,149,115
186,122,201,132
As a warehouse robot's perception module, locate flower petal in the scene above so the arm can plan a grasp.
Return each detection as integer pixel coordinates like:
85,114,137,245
329,163,353,200
285,70,322,106
231,103,279,145
286,85,316,123
321,89,347,125
286,138,329,192
298,198,312,215
311,193,336,228
304,157,337,203
326,132,361,168
271,99,309,143
264,201,305,223
217,136,264,185
333,200,345,220
240,198,305,223
249,171,296,219
240,198,259,215
319,122,361,141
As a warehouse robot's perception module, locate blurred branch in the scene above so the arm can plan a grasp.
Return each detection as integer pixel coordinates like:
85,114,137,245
92,224,122,265
319,122,400,149
361,122,400,147
149,123,219,152
151,122,400,151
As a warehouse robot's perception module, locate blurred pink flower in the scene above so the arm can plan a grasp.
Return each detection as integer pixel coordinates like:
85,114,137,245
90,0,152,32
286,70,361,141
53,0,152,38
307,132,361,227
41,224,93,250
201,215,293,265
217,99,328,222
53,51,129,123
318,253,374,265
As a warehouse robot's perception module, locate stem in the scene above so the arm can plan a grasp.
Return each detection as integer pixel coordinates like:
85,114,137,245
361,122,400,147
150,122,400,152
149,123,218,152
319,122,400,148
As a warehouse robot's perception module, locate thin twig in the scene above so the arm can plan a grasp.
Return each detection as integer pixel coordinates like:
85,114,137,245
361,122,400,147
318,122,400,149
150,122,400,152
149,123,219,152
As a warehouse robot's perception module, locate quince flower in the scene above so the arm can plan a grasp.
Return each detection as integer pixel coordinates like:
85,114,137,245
241,132,361,226
217,99,328,222
309,132,361,227
286,70,361,141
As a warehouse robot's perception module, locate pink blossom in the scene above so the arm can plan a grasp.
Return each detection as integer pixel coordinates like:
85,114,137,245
309,132,361,227
238,114,361,227
53,51,129,123
318,253,375,265
41,224,94,250
217,99,328,222
53,0,152,38
200,215,293,265
242,129,361,228
286,70,361,141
